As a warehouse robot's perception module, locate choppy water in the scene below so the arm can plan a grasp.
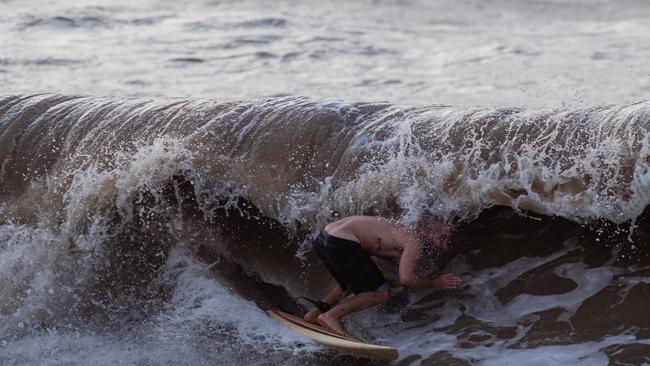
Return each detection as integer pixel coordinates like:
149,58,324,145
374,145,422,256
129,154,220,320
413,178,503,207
1,1,650,366
2,0,650,106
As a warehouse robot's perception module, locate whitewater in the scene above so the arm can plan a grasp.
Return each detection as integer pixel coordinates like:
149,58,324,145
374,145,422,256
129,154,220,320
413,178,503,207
1,0,650,365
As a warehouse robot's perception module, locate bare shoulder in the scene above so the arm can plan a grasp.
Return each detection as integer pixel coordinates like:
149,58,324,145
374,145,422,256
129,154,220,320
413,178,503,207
367,216,412,233
390,220,410,230
385,220,418,242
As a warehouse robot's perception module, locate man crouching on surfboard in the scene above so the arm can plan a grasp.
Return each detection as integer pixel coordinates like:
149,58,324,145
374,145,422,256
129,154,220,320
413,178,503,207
303,215,461,338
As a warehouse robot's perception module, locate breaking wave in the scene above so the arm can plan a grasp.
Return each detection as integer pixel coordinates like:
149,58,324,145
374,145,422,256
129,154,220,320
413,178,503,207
1,93,650,365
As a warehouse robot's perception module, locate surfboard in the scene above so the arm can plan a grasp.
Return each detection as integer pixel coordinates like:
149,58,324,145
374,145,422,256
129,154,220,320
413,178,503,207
267,309,399,361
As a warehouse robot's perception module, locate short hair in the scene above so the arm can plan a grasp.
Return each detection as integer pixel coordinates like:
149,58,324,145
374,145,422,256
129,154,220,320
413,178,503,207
414,222,450,277
416,222,449,247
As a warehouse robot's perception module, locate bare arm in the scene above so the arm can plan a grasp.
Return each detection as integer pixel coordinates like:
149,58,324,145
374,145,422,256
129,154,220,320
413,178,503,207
398,233,461,289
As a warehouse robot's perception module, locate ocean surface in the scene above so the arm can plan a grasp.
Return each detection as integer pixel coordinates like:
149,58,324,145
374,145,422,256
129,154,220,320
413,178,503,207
1,1,650,365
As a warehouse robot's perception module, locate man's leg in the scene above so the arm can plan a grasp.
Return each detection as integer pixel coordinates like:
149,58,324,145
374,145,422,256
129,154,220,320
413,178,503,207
317,290,390,337
304,283,343,323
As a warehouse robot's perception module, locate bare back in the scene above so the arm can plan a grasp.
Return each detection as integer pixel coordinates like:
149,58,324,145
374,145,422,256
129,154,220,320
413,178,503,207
322,215,462,292
324,216,414,259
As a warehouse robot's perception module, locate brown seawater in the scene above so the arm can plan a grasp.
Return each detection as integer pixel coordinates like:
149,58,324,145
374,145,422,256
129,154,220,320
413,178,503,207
0,94,649,365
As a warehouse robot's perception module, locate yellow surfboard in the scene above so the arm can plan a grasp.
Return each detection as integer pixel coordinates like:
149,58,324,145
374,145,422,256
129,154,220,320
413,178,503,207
267,309,399,361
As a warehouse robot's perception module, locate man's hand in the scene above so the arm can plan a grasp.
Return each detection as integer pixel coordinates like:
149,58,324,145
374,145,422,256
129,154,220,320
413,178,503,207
433,273,462,289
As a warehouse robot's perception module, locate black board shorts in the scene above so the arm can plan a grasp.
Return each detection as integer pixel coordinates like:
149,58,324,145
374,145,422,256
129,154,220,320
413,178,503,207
314,230,388,294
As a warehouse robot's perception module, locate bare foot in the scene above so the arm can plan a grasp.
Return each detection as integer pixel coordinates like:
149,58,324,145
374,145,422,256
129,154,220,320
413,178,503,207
317,313,353,338
303,308,321,324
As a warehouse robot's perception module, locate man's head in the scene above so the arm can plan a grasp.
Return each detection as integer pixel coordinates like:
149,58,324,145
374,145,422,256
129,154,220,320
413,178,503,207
414,222,451,277
416,222,450,252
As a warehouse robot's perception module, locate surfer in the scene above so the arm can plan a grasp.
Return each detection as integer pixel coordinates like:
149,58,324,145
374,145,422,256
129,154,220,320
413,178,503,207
303,215,462,337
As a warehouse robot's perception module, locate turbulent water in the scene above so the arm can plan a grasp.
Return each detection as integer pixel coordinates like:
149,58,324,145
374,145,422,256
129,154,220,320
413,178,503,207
2,1,650,366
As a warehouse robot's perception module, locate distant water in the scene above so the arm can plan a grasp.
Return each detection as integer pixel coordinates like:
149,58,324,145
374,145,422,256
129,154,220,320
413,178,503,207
1,1,650,366
1,0,650,107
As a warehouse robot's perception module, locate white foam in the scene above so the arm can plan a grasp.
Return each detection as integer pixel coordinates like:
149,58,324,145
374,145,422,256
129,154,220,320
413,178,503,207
0,245,319,366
